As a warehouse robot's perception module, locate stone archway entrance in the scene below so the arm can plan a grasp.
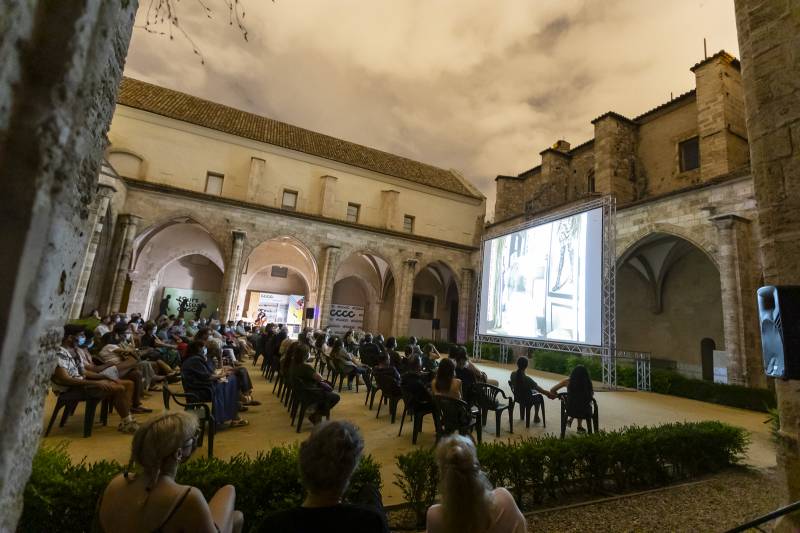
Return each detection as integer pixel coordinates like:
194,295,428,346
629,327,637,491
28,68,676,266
411,261,459,342
331,252,395,335
617,232,724,379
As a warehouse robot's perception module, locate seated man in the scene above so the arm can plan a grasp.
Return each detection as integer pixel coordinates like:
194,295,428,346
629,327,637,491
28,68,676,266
51,326,140,433
259,421,389,533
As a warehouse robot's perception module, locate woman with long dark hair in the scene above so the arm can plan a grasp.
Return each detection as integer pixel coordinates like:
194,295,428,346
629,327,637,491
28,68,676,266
510,356,555,424
425,435,526,533
549,364,594,432
431,358,461,399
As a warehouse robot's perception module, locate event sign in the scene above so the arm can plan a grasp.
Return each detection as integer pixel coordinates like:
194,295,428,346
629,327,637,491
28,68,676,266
328,304,364,334
257,292,305,325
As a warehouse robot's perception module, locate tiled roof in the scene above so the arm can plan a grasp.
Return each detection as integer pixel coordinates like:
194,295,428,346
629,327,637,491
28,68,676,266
690,50,740,72
634,89,696,122
117,77,482,199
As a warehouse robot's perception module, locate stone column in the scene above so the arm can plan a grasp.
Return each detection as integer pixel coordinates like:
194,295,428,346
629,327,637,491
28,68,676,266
69,185,114,318
317,246,342,329
391,259,418,337
456,268,474,343
365,299,382,333
734,2,800,529
108,214,141,313
711,214,762,387
0,1,138,528
220,230,246,322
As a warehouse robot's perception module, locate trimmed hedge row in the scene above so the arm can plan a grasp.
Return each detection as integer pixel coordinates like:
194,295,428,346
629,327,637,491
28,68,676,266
531,349,776,412
20,442,381,533
395,421,748,523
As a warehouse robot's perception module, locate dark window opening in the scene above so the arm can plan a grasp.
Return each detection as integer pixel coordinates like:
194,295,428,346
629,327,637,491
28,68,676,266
679,137,700,172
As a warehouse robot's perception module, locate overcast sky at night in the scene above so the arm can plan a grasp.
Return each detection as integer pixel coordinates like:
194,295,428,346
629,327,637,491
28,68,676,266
124,0,740,219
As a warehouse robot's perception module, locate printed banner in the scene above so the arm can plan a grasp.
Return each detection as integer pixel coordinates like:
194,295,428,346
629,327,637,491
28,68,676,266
327,304,364,334
160,288,220,319
255,292,305,325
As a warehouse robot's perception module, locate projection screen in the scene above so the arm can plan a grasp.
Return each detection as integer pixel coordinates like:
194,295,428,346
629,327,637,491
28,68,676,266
479,207,603,346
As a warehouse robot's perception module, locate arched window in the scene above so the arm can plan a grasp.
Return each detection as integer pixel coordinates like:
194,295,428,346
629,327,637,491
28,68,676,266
587,171,596,193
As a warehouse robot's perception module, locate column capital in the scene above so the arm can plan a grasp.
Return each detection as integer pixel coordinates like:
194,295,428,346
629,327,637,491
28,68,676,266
404,258,418,267
709,213,750,230
118,213,142,224
232,229,247,240
97,184,116,198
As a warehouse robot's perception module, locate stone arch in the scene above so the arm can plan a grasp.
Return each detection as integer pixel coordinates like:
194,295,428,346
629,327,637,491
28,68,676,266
237,235,319,323
616,231,724,380
147,254,224,319
133,215,225,270
106,147,144,179
410,259,461,342
332,250,396,334
617,223,719,270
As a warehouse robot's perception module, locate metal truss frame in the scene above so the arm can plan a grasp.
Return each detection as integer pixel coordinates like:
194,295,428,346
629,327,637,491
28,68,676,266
473,196,633,388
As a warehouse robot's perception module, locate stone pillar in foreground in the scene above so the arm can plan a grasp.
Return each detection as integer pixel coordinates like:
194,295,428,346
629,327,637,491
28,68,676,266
220,230,246,322
457,268,474,344
107,214,141,313
317,246,342,329
0,1,138,528
734,1,800,529
391,258,418,337
70,185,115,318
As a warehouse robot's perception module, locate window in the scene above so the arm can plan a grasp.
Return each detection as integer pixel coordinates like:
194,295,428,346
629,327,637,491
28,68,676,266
205,172,224,195
281,189,298,211
403,215,414,233
346,203,360,223
679,137,700,172
587,171,596,193
411,294,435,319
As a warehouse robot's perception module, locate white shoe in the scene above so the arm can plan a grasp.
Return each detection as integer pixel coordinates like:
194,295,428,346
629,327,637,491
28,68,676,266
118,419,140,434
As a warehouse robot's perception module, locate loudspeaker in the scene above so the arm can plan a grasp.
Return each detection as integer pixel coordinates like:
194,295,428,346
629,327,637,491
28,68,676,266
757,285,800,379
304,308,315,320
432,318,441,330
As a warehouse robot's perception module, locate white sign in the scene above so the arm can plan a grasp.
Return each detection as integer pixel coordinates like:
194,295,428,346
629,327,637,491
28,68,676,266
327,304,364,334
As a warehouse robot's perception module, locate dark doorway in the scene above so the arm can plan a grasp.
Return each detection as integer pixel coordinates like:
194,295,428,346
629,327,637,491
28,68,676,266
701,338,716,381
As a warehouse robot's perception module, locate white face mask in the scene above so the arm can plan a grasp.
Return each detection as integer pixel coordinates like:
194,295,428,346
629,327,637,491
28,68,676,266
201,347,208,357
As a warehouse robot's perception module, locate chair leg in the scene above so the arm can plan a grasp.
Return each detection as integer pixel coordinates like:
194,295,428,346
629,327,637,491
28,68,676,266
390,399,399,424
508,407,514,434
412,412,425,445
207,421,215,458
542,402,547,428
476,418,482,444
364,386,371,406
398,405,408,436
83,399,100,438
369,388,378,410
376,392,385,418
45,399,65,437
495,411,502,437
59,401,74,428
296,403,308,433
525,406,531,428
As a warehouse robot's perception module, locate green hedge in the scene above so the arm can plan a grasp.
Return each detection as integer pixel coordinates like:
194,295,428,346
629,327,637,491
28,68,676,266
21,442,381,533
530,350,776,412
394,421,748,515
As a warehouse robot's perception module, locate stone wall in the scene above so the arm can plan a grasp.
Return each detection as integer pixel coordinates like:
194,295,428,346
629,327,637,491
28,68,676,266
0,1,137,528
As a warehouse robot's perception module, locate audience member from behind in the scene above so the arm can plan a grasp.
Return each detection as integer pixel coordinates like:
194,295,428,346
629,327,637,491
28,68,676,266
431,358,461,400
259,421,389,533
426,435,526,533
550,364,594,433
96,411,243,533
510,356,555,424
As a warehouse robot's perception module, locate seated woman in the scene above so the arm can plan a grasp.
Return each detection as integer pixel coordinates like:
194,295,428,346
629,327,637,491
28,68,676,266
549,364,594,433
421,344,441,372
509,356,555,424
289,343,340,425
431,358,461,400
331,338,366,389
180,341,248,428
96,411,244,533
425,435,526,533
139,321,181,370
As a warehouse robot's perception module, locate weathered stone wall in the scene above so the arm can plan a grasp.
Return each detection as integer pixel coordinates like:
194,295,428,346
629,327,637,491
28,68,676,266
0,1,137,528
593,114,639,203
494,176,526,221
734,0,800,526
569,142,595,196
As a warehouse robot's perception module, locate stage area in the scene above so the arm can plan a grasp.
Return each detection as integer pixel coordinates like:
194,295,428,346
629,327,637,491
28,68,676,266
39,361,776,505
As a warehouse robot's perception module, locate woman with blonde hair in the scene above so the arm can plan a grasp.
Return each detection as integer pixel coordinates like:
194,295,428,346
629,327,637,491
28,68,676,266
96,411,244,533
426,435,526,533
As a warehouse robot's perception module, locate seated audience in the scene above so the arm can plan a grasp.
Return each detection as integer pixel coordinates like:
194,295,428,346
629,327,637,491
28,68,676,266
431,358,461,400
139,321,181,369
331,338,366,389
259,421,389,533
181,341,248,428
371,353,401,388
96,411,243,533
97,323,166,391
51,326,140,433
426,435,526,533
510,356,555,424
421,343,441,372
94,314,113,340
549,364,594,433
289,343,340,425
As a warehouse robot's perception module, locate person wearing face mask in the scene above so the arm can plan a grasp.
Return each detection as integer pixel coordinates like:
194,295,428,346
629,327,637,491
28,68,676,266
98,322,167,391
140,321,181,370
96,411,244,532
180,341,248,428
51,325,141,433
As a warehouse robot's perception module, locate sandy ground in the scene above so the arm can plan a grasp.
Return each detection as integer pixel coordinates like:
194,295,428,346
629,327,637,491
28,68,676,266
40,359,777,506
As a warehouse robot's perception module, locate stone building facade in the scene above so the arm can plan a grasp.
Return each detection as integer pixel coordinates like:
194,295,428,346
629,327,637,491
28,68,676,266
490,51,764,387
72,78,485,343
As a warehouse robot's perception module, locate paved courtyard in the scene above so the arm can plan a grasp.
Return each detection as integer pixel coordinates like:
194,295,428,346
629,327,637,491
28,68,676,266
40,361,776,506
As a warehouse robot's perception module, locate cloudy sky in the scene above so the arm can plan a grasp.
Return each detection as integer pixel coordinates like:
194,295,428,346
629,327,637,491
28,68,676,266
124,0,740,219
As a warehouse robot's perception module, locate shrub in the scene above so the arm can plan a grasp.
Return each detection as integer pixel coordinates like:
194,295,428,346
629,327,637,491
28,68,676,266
530,351,776,412
394,448,438,528
395,421,748,517
21,442,381,533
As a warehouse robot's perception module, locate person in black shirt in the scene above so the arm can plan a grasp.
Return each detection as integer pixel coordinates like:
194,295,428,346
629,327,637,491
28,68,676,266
510,356,555,424
259,421,388,533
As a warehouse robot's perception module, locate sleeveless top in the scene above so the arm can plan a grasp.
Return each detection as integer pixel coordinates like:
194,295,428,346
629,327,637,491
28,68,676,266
95,486,199,533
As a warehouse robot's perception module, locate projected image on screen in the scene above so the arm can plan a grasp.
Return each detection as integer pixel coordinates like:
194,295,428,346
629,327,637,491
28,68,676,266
479,208,603,345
